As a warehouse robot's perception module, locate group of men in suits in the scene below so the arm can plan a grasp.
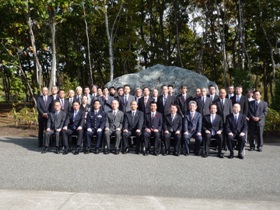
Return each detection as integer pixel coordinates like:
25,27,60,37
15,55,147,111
37,84,267,159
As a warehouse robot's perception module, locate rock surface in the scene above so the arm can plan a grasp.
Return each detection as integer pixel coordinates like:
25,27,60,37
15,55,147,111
105,64,218,96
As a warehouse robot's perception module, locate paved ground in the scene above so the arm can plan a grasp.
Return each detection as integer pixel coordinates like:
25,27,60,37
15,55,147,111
0,136,279,209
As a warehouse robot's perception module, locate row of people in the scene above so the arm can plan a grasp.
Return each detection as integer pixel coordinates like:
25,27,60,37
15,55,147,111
37,84,267,156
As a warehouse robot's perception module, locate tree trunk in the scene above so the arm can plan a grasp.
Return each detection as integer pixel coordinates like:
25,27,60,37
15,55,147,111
49,16,57,90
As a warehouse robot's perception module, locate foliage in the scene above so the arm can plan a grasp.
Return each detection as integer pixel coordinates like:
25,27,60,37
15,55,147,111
9,107,38,129
265,108,280,132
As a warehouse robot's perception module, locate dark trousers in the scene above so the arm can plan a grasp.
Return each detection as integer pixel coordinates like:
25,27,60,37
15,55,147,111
105,129,121,150
183,131,202,155
203,133,223,156
45,130,61,147
122,130,142,151
227,134,245,155
248,123,264,149
86,129,103,149
38,116,48,146
62,129,83,149
164,132,181,152
143,131,161,152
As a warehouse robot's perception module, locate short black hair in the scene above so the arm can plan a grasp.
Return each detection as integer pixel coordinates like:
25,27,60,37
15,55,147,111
150,101,157,106
117,87,123,91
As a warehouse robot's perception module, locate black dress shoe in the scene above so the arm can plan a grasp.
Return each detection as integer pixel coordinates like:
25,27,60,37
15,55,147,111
95,149,100,154
249,148,255,151
258,148,262,152
55,147,60,154
122,148,129,154
41,147,48,154
238,154,244,159
115,149,120,155
143,151,148,156
154,152,159,156
135,149,139,154
202,154,208,158
62,150,68,155
217,153,224,158
174,152,179,156
84,148,90,154
104,149,109,154
228,154,234,159
73,149,80,155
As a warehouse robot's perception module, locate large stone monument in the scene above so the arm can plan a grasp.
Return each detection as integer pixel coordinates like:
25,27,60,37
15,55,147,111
105,64,218,96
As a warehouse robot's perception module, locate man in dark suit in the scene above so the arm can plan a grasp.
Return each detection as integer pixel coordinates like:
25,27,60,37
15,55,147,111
157,85,176,116
207,85,219,104
66,89,75,112
84,86,93,106
138,87,153,115
99,87,114,113
202,104,224,158
230,85,248,116
122,101,144,154
42,101,66,154
163,104,182,156
56,89,70,115
86,100,106,154
143,101,163,156
62,101,84,155
225,103,247,159
196,88,211,116
119,85,135,113
37,87,53,147
248,90,267,152
50,86,59,112
134,88,143,103
176,85,192,117
226,85,234,99
74,86,83,104
104,100,124,154
183,101,202,155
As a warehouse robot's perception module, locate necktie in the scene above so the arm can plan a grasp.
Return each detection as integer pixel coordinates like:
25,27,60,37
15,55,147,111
255,101,258,110
235,115,238,125
172,114,175,122
124,96,128,105
152,113,155,120
191,112,194,121
44,96,47,105
183,95,186,102
74,111,77,121
211,115,215,123
211,95,213,101
69,98,72,105
132,111,135,124
163,96,167,106
61,99,64,109
95,110,97,115
237,96,240,103
202,97,205,105
144,97,148,106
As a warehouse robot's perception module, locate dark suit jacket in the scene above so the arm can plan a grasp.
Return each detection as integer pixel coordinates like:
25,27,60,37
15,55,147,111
138,96,154,115
215,98,232,123
74,95,83,104
66,97,75,112
225,113,247,134
248,100,268,127
119,94,135,112
123,110,144,131
87,110,106,130
47,111,66,130
100,95,114,112
176,94,193,117
230,95,248,116
196,96,211,116
64,110,85,130
203,114,223,134
163,113,182,132
143,112,163,131
184,111,202,133
37,95,53,117
157,95,176,116
105,110,124,130
207,94,219,104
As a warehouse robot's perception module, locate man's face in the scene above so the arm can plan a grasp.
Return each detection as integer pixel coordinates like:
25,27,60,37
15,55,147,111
76,88,82,95
68,90,74,98
232,104,240,114
111,100,119,110
118,88,124,96
189,103,197,112
84,88,90,95
209,87,216,95
201,88,207,96
219,90,226,99
59,91,65,99
97,89,103,95
72,102,80,111
124,86,130,94
254,92,261,101
247,92,253,98
210,105,217,114
94,101,101,110
130,101,138,110
181,87,187,94
153,89,158,97
52,87,58,95
54,102,61,111
195,89,201,97
168,87,173,94
162,86,168,95
82,96,88,104
150,103,157,112
135,89,142,97
143,88,150,96
42,88,48,96
228,86,234,94
109,88,115,95
91,86,97,93
103,88,109,95
235,87,242,95
170,105,177,114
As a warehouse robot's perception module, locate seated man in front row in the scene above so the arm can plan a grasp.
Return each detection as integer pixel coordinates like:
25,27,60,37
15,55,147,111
225,103,247,159
122,101,144,154
62,101,85,155
183,101,202,156
202,104,224,158
42,101,66,154
163,104,182,156
86,100,106,154
104,100,124,155
143,101,163,156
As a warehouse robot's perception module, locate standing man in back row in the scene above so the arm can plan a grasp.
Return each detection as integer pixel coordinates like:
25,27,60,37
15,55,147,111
119,85,134,113
157,85,176,116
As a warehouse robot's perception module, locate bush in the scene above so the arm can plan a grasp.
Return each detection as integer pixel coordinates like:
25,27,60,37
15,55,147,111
9,107,38,129
265,108,280,132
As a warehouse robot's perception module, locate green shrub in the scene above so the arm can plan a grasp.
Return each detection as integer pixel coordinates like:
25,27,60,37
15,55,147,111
9,107,38,129
265,108,280,132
